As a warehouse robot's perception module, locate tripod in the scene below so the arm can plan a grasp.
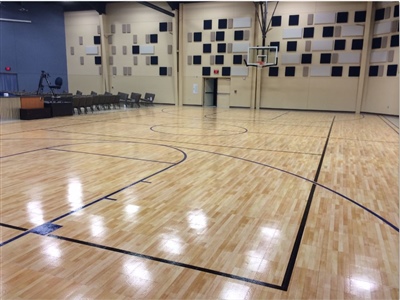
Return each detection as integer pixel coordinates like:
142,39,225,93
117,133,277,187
36,70,56,96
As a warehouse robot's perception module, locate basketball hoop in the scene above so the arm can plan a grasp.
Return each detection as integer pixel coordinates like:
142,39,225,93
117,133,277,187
257,61,265,68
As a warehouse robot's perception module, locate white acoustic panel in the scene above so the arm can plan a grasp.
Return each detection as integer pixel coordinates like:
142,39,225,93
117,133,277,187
310,66,331,77
341,25,364,37
227,19,233,29
373,21,392,35
282,28,302,39
370,51,388,63
85,46,99,55
338,52,361,64
281,53,301,64
311,40,333,51
232,42,249,53
231,66,249,76
140,45,154,54
314,12,336,24
233,17,251,28
167,67,172,76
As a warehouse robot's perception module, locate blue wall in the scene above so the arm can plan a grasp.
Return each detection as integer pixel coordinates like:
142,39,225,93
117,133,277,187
0,2,68,93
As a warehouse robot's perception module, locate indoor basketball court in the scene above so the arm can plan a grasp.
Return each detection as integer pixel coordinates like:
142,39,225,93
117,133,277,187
1,106,398,299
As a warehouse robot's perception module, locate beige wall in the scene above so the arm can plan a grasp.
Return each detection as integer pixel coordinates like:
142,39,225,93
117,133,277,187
64,1,399,115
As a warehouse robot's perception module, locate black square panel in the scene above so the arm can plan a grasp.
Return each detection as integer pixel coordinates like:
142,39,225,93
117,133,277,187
270,41,280,51
351,39,364,50
234,31,244,41
375,8,385,21
151,56,158,65
194,32,202,42
94,36,101,45
395,5,399,18
320,53,331,64
233,55,242,64
331,66,343,77
334,39,346,50
159,22,168,32
349,66,360,77
193,55,202,65
95,56,102,65
285,66,295,77
219,19,227,29
132,45,140,54
372,37,382,49
323,26,334,37
204,20,212,30
216,31,225,41
369,65,379,76
218,43,226,53
287,41,297,52
215,55,224,64
289,15,299,26
202,67,211,76
390,34,399,47
203,44,212,53
303,27,314,38
354,11,366,22
159,67,167,76
222,67,231,76
269,67,279,77
336,12,348,23
150,34,158,43
301,54,312,64
387,64,398,76
271,16,281,27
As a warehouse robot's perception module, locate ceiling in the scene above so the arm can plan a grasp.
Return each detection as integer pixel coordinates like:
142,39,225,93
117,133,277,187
57,1,181,15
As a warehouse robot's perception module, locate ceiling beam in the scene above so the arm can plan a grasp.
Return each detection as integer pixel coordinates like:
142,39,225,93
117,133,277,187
138,2,174,17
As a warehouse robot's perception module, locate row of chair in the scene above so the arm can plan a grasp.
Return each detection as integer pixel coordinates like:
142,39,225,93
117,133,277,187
73,91,156,114
72,94,119,114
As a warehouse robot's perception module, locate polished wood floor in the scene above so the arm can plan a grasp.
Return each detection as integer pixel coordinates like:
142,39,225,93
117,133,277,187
1,106,398,299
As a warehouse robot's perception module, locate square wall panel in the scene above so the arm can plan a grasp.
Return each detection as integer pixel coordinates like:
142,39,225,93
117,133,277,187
391,34,399,47
334,39,346,50
151,56,158,65
202,67,211,76
193,55,202,65
301,54,312,64
320,53,332,64
233,55,242,64
218,43,226,53
372,37,382,49
272,16,282,27
331,66,343,76
222,67,231,76
219,19,227,29
322,26,334,37
159,22,168,32
269,67,279,76
215,55,224,64
203,44,212,53
94,36,101,45
150,34,158,43
336,12,348,23
354,11,366,22
159,67,167,76
216,31,225,41
351,39,364,50
285,66,296,77
234,31,244,41
270,41,280,51
348,66,360,77
287,41,297,51
204,20,212,30
387,64,398,76
303,27,314,38
289,15,299,26
194,32,202,42
369,65,379,76
375,8,385,21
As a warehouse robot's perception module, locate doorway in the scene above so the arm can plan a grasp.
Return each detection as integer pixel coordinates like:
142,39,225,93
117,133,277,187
203,78,217,106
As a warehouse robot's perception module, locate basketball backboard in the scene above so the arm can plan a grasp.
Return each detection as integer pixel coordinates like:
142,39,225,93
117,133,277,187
246,46,278,68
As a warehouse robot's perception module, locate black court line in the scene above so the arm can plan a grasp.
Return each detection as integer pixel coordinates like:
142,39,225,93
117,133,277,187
152,124,247,133
44,128,322,156
47,148,175,165
0,143,187,247
47,234,284,290
150,124,248,136
280,116,335,291
379,115,399,135
104,197,117,201
0,223,28,231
